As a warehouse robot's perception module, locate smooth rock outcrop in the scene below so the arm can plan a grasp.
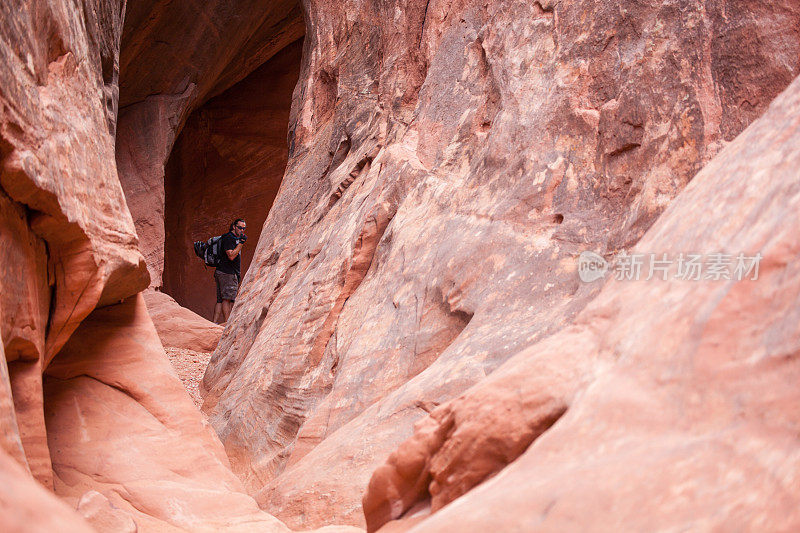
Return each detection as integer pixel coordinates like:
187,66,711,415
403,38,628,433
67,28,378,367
0,446,93,533
1,0,147,502
367,70,800,533
75,491,137,533
3,0,800,531
45,294,290,532
143,289,223,352
202,0,800,528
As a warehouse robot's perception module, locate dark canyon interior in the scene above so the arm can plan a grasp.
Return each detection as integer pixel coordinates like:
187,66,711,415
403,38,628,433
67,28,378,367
162,39,303,319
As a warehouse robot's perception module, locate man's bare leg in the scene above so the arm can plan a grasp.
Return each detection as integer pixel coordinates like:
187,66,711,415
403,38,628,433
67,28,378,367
221,299,233,322
213,302,223,324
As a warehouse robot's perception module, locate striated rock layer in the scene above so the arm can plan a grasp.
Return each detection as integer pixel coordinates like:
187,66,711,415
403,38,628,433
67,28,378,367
202,0,800,528
366,73,800,531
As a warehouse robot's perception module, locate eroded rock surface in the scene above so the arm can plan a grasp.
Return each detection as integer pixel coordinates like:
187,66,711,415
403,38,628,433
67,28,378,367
368,70,800,533
1,0,149,366
0,1,296,531
3,0,800,531
0,446,93,533
1,0,146,500
202,0,800,528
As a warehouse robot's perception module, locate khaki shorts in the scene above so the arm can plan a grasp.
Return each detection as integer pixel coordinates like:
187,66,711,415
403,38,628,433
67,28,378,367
215,270,239,302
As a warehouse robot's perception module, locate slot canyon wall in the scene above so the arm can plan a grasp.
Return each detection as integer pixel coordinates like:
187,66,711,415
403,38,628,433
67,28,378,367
115,0,304,290
1,0,800,532
0,0,318,531
201,0,800,529
364,71,800,532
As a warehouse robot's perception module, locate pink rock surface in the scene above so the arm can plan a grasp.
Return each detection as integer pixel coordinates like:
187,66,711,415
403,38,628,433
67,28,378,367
0,190,52,485
143,289,222,352
0,2,297,530
373,70,800,533
202,0,800,528
76,491,137,533
1,0,149,364
0,341,27,470
0,446,93,533
44,293,291,532
1,0,800,531
1,0,145,507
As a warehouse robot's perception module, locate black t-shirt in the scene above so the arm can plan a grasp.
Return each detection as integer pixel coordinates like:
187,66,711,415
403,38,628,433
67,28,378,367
216,231,240,276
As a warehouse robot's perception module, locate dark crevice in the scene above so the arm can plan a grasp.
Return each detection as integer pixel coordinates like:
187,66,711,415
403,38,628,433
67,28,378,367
606,141,641,157
533,0,555,17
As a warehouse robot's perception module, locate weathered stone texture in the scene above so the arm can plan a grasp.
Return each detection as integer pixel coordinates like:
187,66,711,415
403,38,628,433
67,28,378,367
1,0,147,499
202,0,800,528
368,71,800,533
0,1,297,530
1,0,149,365
2,0,799,531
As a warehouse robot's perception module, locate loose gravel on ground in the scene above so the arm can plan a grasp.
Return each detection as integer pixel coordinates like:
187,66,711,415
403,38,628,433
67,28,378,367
165,347,213,409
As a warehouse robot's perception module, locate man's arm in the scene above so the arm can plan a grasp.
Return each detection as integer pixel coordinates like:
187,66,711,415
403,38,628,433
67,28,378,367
226,241,243,260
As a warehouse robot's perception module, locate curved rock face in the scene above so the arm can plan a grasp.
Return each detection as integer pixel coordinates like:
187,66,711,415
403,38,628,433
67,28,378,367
1,0,149,367
143,289,223,352
0,1,296,531
3,0,800,531
1,0,147,499
201,0,800,528
44,294,290,532
0,446,93,533
163,38,303,319
366,72,800,532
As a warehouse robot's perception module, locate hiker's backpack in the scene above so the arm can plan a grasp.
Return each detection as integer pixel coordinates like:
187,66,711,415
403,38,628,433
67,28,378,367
193,235,223,267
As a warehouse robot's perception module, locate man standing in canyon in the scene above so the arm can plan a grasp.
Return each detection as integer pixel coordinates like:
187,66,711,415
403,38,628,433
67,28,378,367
213,218,247,323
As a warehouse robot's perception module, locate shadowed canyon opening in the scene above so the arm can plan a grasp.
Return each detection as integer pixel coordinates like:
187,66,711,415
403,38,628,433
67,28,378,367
114,0,306,321
2,0,800,531
162,39,303,319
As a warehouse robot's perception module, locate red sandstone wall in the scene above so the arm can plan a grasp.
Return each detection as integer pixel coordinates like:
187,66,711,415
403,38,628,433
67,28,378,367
3,0,800,531
201,0,800,528
0,2,301,530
